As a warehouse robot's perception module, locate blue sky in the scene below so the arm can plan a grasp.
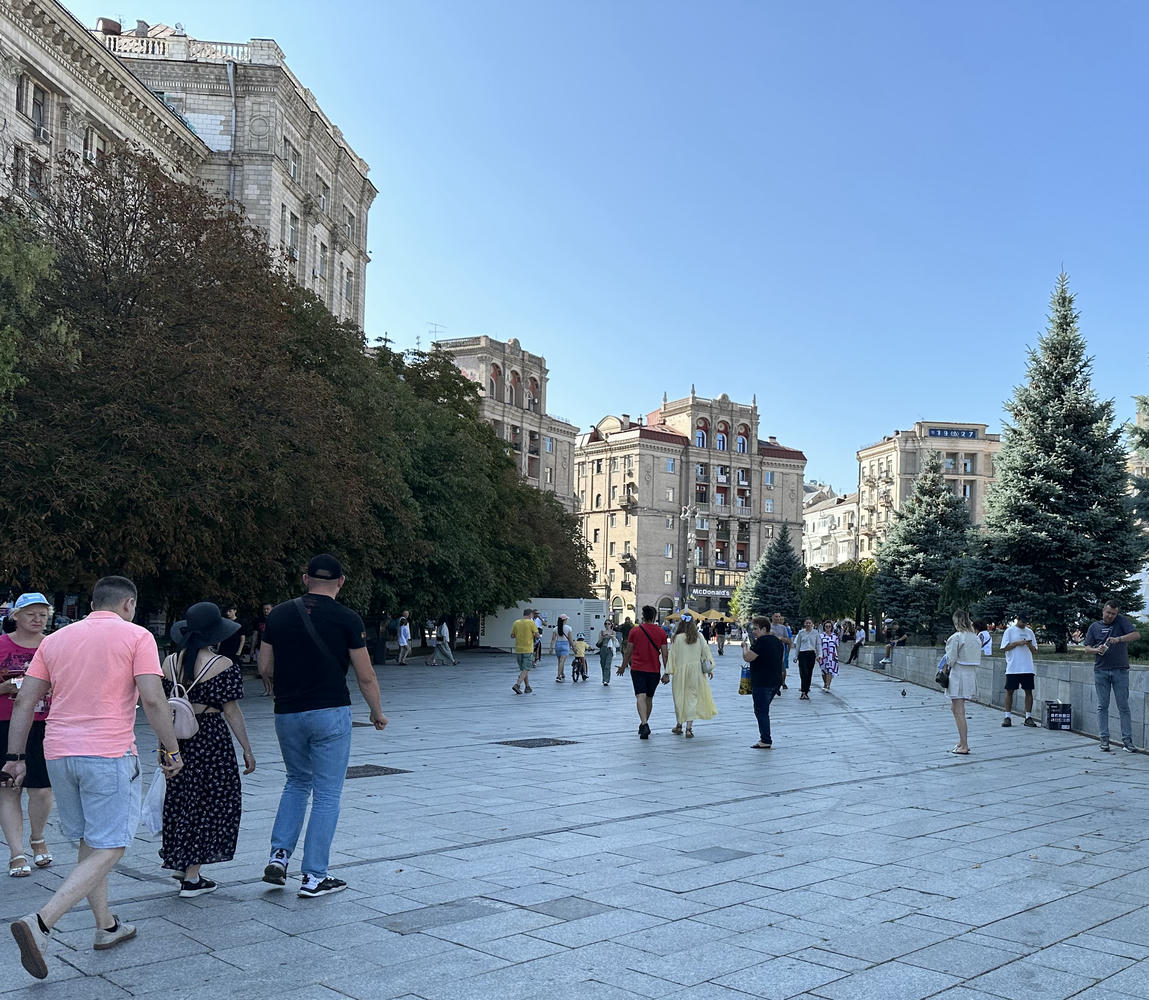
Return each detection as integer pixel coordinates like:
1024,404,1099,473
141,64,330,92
72,1,1149,490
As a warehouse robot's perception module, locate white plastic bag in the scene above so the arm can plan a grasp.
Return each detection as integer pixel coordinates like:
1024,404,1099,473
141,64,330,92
141,768,166,836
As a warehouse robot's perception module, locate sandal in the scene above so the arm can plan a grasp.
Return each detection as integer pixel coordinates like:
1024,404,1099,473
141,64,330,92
30,840,52,868
671,725,683,735
685,729,694,739
9,855,31,877
950,747,970,755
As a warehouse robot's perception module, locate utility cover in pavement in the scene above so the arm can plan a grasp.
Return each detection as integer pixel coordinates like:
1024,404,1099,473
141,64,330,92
495,738,579,748
345,764,411,778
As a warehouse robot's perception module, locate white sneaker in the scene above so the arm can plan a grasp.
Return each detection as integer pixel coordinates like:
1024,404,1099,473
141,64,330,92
11,913,49,979
879,658,891,664
93,915,136,951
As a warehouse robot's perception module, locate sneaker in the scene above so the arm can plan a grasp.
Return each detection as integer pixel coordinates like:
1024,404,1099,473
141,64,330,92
524,684,532,693
10,913,49,979
1001,717,1012,727
879,657,891,665
511,684,522,695
639,723,650,740
1100,739,1111,752
1123,742,1137,753
179,877,218,898
93,916,136,951
1023,717,1038,728
298,875,347,898
262,849,289,886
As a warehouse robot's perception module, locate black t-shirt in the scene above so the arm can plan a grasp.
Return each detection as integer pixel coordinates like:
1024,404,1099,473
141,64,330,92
617,622,633,642
219,630,243,659
714,621,727,635
749,633,785,688
264,594,367,715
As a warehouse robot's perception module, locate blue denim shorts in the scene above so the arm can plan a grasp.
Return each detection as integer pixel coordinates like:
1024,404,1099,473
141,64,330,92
46,753,142,849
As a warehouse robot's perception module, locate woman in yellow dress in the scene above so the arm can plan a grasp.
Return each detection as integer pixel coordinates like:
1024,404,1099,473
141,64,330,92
667,613,717,738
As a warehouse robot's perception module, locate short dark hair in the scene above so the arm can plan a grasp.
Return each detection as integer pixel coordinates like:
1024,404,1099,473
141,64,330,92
91,576,136,610
641,605,657,622
1104,600,1121,611
751,615,770,630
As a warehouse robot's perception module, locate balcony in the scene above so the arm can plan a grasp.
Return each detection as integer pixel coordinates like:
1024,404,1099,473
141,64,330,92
716,473,728,484
863,475,876,487
715,529,731,541
696,469,709,482
735,504,752,516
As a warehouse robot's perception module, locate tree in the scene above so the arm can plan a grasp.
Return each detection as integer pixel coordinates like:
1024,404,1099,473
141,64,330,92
874,452,972,641
1130,396,1149,525
800,559,875,623
734,522,803,622
975,275,1148,648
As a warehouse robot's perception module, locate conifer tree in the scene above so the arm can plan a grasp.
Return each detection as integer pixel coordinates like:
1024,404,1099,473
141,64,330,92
874,453,971,641
977,274,1147,648
736,522,803,622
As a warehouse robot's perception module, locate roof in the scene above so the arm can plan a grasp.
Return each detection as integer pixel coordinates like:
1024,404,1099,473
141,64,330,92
758,440,807,462
805,493,859,515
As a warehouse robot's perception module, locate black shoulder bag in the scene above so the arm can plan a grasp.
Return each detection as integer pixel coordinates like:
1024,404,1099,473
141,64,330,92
292,597,344,672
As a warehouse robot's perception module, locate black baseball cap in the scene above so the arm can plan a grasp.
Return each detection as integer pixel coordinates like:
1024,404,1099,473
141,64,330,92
306,554,344,580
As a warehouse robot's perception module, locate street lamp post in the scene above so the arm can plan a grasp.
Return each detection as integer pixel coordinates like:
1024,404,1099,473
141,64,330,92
679,503,698,609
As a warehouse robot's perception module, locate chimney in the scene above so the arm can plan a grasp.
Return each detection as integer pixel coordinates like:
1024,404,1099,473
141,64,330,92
621,413,630,426
768,435,778,444
135,19,149,36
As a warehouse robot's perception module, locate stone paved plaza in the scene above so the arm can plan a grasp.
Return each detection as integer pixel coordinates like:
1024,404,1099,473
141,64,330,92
4,647,1149,1000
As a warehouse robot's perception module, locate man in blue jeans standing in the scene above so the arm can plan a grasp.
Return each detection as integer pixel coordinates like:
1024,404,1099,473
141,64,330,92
1084,600,1142,753
259,555,388,897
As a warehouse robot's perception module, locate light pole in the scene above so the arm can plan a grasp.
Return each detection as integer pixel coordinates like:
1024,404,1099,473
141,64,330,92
680,503,698,608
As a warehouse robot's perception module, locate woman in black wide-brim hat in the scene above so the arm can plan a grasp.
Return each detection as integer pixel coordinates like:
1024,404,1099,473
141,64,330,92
160,602,256,897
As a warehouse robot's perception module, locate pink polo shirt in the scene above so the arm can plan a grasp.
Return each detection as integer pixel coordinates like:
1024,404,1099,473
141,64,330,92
26,611,162,759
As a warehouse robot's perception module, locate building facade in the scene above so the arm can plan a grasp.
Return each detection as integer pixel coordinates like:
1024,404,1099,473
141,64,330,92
856,421,1001,555
0,2,209,200
576,390,806,622
90,19,375,329
802,492,859,570
435,336,578,509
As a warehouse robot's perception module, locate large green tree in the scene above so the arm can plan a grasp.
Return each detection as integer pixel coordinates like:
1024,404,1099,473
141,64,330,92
734,522,803,622
975,275,1147,648
800,559,875,623
874,453,971,641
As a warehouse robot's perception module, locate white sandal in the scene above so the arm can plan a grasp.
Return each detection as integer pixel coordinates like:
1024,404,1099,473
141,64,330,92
30,839,52,868
8,854,31,877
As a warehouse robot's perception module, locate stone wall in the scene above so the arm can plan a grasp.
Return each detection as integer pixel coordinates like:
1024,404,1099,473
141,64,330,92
855,644,1149,746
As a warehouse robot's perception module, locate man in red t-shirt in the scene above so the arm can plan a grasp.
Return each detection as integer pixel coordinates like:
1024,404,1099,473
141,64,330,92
617,605,669,739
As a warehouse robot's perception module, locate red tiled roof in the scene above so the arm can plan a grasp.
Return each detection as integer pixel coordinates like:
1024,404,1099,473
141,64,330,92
758,440,807,461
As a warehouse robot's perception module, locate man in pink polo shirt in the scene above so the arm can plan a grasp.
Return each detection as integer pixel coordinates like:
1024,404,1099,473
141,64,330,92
2,576,185,980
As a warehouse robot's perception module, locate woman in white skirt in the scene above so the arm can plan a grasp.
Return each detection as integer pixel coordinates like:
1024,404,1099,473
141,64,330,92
945,610,982,755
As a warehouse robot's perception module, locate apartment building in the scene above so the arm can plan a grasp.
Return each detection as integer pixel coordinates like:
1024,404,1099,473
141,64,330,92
856,421,1001,555
802,492,859,570
435,336,578,509
576,390,806,622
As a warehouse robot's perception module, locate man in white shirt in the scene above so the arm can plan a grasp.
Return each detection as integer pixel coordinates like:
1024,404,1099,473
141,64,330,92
845,622,865,664
1001,611,1039,728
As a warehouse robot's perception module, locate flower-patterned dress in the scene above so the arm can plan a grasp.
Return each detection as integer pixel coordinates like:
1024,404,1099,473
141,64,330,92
160,657,245,871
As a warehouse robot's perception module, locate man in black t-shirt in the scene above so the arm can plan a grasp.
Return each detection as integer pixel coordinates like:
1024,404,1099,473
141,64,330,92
258,554,388,899
743,615,786,749
713,618,728,655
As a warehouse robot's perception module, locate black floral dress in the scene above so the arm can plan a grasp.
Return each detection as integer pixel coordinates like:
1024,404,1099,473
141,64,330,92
160,660,245,871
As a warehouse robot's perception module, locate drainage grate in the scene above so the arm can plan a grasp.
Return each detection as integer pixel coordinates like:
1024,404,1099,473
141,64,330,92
346,764,411,778
494,738,579,749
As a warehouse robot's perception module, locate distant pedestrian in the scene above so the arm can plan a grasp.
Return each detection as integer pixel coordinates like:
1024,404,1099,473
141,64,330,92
550,614,573,682
259,555,387,898
976,621,992,658
595,621,617,685
532,610,545,664
0,593,54,878
427,615,457,666
218,606,246,667
1084,600,1142,752
819,620,840,690
254,603,273,695
793,619,820,699
667,613,717,738
743,616,786,749
701,619,712,643
510,610,538,695
4,577,185,980
944,610,981,755
770,612,793,691
617,605,668,739
879,620,908,667
713,617,727,655
846,622,865,664
617,616,634,646
397,616,411,664
161,603,255,898
1000,611,1038,728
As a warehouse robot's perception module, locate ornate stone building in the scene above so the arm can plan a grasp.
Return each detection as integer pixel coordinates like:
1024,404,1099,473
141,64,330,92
576,390,806,622
434,336,578,510
856,421,1002,556
90,19,375,329
802,492,860,570
0,2,209,198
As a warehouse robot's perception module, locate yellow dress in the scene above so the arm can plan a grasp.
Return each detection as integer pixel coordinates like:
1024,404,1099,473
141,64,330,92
668,634,718,723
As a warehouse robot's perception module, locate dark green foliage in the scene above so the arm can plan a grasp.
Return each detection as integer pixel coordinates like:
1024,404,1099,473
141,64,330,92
874,453,972,641
800,559,875,623
975,275,1147,649
734,522,803,623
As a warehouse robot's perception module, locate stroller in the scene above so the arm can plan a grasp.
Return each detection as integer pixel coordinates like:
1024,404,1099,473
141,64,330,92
570,633,589,683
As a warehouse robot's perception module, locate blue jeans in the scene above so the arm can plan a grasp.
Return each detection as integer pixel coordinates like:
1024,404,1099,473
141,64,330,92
1095,668,1133,746
751,685,778,745
271,706,352,879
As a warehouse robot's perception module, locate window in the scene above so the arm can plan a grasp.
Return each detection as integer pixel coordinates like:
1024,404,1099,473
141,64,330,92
716,432,727,451
545,436,554,453
344,267,353,301
594,494,603,508
696,516,709,530
318,242,328,279
15,74,25,115
577,462,585,477
595,459,603,474
28,156,46,199
609,541,616,556
764,498,774,513
31,85,46,129
736,434,748,453
665,517,674,529
593,528,600,543
611,457,619,471
665,544,674,558
83,127,107,166
611,486,618,501
695,429,707,448
624,541,631,554
11,145,25,189
625,455,633,472
763,470,775,487
609,568,616,582
664,571,673,585
665,487,675,502
280,204,287,244
288,212,299,250
344,206,355,243
544,467,553,485
284,140,300,182
624,513,631,526
579,490,586,506
609,513,617,527
962,483,973,500
666,458,676,472
317,177,329,213
962,457,974,474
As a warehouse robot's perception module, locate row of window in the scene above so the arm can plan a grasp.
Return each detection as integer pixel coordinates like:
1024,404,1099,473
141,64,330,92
578,457,777,487
581,487,776,511
283,138,357,243
694,429,750,452
487,367,541,411
279,204,355,301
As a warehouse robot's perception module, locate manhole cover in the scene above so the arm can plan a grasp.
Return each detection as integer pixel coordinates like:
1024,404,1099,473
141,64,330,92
346,764,411,778
494,738,579,748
